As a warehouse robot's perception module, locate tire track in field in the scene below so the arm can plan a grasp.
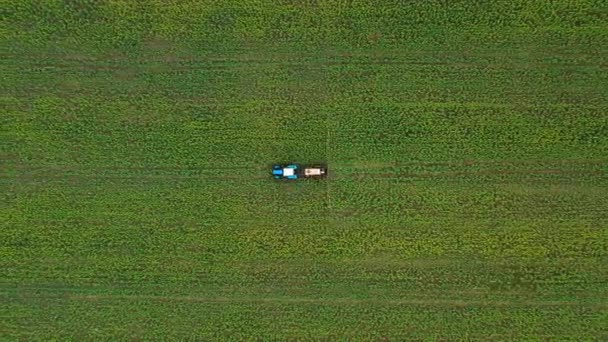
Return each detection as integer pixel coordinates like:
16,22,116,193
6,164,260,172
2,164,271,183
346,169,605,181
4,286,606,308
333,159,607,180
338,159,607,169
2,47,595,62
48,293,602,309
3,160,606,182
2,173,270,182
4,50,601,70
325,93,333,217
6,158,604,173
8,60,598,79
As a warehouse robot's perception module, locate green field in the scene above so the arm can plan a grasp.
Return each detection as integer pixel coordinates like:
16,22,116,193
2,1,608,339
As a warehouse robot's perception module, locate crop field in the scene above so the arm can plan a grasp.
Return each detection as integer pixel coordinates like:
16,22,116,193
2,0,608,340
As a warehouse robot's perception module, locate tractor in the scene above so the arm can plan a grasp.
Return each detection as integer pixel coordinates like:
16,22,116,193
272,163,327,180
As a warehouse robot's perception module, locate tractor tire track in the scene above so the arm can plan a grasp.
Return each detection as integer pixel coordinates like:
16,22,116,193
5,290,606,309
6,158,605,173
4,49,601,70
345,168,605,180
338,159,607,170
4,160,605,183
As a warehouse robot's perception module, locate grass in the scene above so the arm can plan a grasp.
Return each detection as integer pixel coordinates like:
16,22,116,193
2,0,608,339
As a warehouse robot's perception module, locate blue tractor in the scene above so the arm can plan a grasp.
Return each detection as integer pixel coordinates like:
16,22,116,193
272,164,300,179
272,163,326,180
